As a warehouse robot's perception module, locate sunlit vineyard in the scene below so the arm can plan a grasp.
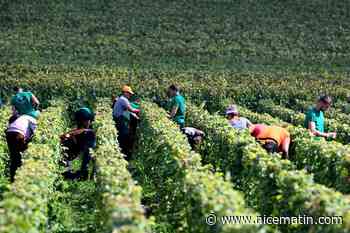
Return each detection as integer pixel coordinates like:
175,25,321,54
1,0,350,233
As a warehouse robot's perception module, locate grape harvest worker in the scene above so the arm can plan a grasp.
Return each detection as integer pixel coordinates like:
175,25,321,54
113,94,141,159
60,107,96,180
128,96,141,155
5,115,38,182
226,104,252,130
167,84,186,129
5,87,40,182
112,85,140,158
10,87,40,123
250,124,291,159
304,95,336,140
182,127,205,150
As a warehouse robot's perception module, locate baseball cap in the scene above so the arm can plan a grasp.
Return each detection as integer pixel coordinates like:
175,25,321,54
225,105,239,115
75,107,94,121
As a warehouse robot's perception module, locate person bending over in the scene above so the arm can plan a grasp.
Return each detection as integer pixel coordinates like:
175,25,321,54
60,107,96,181
182,127,205,150
6,114,37,182
250,124,291,159
10,87,40,124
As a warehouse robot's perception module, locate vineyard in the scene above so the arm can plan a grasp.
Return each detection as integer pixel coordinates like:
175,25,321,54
1,0,350,233
1,73,350,233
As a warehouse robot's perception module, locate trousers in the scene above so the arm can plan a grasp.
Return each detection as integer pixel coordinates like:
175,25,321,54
6,132,27,182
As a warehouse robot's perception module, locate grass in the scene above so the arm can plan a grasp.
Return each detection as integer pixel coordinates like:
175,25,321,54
49,180,99,233
48,159,99,233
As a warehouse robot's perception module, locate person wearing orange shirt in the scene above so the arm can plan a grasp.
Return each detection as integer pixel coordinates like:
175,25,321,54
249,124,291,159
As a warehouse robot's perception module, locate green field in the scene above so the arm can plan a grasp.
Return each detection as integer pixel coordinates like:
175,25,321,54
0,0,350,233
1,0,350,71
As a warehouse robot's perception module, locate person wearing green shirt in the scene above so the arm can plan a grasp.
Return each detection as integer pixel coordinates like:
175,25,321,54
11,87,40,120
167,84,186,129
304,95,336,140
129,96,141,156
60,107,96,180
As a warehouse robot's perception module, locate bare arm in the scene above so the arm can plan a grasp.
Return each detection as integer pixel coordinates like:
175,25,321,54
281,137,290,159
31,94,40,107
127,104,140,114
246,119,253,129
170,105,178,118
308,121,329,138
60,128,86,141
12,106,17,115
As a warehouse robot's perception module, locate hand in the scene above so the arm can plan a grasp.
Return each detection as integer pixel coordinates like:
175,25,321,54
327,132,337,139
130,113,140,120
60,133,70,142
